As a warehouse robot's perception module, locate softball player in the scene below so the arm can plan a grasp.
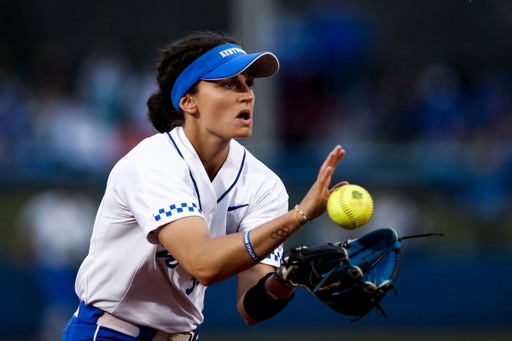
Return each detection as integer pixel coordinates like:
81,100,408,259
62,31,347,341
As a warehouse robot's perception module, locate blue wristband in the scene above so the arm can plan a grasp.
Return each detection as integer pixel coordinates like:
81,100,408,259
244,231,263,262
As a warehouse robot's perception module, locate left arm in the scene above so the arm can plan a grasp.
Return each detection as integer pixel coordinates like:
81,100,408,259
237,264,295,325
235,146,349,324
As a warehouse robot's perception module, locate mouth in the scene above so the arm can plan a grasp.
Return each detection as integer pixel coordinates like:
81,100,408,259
236,110,251,122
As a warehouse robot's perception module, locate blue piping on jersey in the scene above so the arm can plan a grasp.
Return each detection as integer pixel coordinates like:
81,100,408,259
217,149,246,204
166,132,202,211
227,204,249,211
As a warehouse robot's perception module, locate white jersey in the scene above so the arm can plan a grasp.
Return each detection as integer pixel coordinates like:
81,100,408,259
75,126,288,333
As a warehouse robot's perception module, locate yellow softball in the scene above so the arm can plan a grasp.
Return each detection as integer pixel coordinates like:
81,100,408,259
327,184,374,230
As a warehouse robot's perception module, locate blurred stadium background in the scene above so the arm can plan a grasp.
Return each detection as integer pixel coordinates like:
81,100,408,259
1,0,512,340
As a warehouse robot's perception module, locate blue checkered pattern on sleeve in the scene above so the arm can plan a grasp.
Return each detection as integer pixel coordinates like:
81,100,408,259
266,244,283,263
153,203,203,221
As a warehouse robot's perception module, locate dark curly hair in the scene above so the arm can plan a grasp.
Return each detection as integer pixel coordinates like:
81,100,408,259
147,31,240,133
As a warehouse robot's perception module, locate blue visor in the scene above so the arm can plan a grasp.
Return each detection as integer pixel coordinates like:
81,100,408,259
171,43,279,111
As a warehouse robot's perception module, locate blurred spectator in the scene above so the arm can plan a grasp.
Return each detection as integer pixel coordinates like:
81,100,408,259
0,69,30,168
373,64,420,143
325,78,379,144
118,70,157,158
45,98,119,173
276,1,371,143
277,1,370,81
366,191,434,250
15,185,96,341
459,171,511,244
469,69,512,142
76,52,132,126
412,63,470,142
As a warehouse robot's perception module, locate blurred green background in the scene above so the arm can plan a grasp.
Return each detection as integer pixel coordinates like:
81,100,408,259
1,0,512,340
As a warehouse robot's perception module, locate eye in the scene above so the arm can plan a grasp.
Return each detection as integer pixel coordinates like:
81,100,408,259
246,80,254,89
224,81,234,88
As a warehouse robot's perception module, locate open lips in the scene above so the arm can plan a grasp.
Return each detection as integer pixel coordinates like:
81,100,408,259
237,110,251,121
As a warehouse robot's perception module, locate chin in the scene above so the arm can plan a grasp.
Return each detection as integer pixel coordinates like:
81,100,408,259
235,128,252,139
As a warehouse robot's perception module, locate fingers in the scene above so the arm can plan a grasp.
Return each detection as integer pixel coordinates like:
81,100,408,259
332,147,345,168
318,147,337,179
303,146,346,219
328,181,349,195
317,164,336,193
329,146,344,169
318,146,345,181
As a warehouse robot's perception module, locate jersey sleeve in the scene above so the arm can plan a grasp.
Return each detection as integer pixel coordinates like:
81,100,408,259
238,174,289,268
112,140,204,244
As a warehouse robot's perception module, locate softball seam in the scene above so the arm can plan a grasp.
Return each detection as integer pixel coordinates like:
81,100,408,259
338,186,358,229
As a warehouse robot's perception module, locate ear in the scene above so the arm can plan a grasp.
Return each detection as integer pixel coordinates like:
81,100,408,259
179,94,198,116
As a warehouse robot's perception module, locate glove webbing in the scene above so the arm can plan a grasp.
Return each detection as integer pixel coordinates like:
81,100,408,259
399,233,445,241
351,232,444,322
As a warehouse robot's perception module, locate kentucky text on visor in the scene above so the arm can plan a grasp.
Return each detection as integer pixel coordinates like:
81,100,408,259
171,43,279,112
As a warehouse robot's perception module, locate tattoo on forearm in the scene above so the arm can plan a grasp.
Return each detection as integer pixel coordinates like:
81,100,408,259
270,226,290,239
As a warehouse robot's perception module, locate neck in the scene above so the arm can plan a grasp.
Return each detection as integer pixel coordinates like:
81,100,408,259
183,126,231,181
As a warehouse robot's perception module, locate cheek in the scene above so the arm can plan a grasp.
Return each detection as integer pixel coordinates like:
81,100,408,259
211,98,234,119
215,95,233,111
203,102,231,127
203,92,228,109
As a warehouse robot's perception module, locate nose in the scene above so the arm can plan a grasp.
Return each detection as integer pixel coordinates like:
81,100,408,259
240,84,255,103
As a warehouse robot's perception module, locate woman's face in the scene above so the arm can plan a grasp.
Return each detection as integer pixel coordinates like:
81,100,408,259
186,69,255,142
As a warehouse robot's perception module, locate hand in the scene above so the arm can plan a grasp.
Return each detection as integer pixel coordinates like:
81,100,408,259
298,145,348,221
